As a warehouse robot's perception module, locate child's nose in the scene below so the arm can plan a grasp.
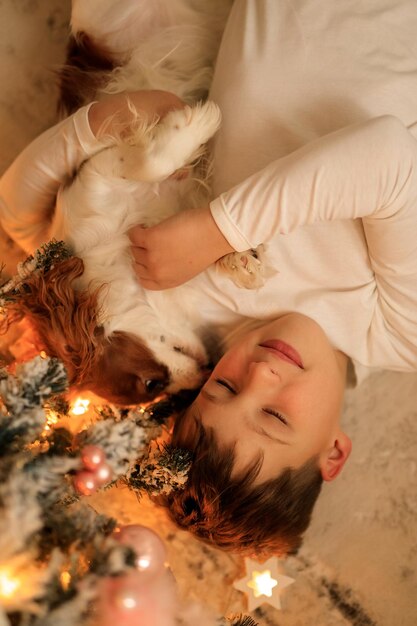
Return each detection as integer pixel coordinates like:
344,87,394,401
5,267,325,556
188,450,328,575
245,360,283,389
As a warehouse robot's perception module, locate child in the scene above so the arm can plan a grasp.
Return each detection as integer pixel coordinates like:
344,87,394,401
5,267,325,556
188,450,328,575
1,0,417,555
130,0,417,555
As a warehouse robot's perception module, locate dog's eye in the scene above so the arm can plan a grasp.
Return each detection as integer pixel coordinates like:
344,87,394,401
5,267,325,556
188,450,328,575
145,379,166,394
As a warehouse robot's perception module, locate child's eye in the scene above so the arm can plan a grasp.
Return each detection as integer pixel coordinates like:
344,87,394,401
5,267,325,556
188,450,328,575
263,408,288,425
215,378,236,394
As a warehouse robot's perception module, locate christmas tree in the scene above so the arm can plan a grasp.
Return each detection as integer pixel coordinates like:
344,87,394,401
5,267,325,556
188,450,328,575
0,243,257,626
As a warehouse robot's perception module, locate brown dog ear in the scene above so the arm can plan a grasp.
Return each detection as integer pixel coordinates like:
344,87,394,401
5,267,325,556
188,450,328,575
12,256,104,385
57,32,117,117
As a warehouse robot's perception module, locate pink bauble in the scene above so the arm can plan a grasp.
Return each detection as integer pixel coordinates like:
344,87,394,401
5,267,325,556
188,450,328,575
113,525,167,580
96,569,177,626
95,462,113,486
81,445,106,471
73,470,99,495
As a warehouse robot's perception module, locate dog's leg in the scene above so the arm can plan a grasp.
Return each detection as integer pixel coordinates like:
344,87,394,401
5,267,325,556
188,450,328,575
115,101,221,182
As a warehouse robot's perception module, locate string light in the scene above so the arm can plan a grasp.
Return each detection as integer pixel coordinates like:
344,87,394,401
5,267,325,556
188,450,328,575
43,410,59,432
0,571,20,598
0,556,49,612
60,571,71,591
71,398,90,416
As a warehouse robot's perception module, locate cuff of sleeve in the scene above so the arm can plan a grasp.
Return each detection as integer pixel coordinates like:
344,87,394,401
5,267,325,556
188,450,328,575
209,196,252,252
72,102,115,153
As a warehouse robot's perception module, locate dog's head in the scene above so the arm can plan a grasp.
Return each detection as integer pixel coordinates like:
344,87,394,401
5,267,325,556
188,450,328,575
13,256,206,405
72,328,172,405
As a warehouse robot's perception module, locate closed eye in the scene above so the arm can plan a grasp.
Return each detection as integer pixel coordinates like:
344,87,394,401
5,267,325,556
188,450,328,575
215,378,236,394
262,408,288,425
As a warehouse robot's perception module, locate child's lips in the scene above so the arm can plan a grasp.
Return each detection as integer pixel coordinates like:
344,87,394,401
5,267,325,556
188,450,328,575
259,340,304,369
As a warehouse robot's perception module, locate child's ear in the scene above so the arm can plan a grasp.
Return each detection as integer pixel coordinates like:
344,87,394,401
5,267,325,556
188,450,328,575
320,432,352,482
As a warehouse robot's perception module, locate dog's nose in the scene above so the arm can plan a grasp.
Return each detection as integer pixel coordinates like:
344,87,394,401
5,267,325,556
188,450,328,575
145,378,167,394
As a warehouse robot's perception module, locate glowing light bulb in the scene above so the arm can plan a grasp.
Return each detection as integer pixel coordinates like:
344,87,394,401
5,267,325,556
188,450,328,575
234,557,296,612
60,571,71,591
46,410,59,427
0,571,20,598
247,569,277,598
71,398,90,416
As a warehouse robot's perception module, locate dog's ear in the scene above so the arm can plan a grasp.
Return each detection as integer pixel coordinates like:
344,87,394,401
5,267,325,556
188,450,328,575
57,32,117,117
14,256,104,384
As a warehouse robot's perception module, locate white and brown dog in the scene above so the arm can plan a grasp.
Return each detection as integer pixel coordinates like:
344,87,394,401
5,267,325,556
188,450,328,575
17,0,263,406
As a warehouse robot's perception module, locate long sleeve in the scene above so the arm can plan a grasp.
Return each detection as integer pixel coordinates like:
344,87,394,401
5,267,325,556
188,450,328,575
0,103,114,254
210,115,417,369
209,115,417,250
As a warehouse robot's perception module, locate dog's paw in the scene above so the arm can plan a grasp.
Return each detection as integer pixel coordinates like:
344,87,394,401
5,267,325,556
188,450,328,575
162,100,222,149
216,245,274,289
116,101,221,183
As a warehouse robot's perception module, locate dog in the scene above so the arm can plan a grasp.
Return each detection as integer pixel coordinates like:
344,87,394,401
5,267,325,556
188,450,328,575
11,0,264,406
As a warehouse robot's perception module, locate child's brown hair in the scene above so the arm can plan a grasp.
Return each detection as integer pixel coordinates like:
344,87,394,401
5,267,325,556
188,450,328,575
157,407,323,556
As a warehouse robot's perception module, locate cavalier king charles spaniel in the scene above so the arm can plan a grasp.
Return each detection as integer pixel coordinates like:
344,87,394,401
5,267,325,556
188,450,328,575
17,0,264,406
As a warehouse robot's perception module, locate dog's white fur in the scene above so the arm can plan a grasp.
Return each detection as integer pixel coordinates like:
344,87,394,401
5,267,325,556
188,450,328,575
40,0,263,402
51,102,220,393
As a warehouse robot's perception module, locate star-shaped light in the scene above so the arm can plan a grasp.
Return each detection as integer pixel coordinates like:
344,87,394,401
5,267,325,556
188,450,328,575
233,557,295,612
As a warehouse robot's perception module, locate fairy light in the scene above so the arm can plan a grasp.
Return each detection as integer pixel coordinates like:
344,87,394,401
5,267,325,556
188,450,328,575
0,555,49,609
0,571,20,599
60,571,71,591
233,556,295,611
247,569,277,597
71,397,90,416
44,409,59,432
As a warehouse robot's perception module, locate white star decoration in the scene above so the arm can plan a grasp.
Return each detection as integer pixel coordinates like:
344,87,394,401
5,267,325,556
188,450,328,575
233,557,295,612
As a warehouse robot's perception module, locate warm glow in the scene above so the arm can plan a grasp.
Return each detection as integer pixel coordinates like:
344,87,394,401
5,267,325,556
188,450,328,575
44,410,59,431
60,571,71,591
247,569,278,598
39,351,47,359
71,398,90,416
0,571,20,598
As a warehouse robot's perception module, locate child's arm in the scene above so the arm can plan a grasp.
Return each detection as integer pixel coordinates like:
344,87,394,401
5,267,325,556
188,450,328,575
132,114,417,286
0,90,183,254
0,102,111,255
210,115,417,250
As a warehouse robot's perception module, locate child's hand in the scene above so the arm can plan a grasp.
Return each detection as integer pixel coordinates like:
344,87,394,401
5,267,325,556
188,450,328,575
129,207,234,290
88,90,185,138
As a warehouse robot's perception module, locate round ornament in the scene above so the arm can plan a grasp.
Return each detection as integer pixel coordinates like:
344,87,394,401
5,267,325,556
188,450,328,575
114,524,167,580
73,470,99,495
81,444,106,470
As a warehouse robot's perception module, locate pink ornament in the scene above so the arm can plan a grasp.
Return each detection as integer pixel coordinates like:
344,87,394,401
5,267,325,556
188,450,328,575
81,445,106,471
95,462,113,486
73,470,99,495
95,569,177,626
113,525,167,581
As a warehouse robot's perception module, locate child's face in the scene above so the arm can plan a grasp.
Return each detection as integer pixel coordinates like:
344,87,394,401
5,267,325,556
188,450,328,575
192,313,351,484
